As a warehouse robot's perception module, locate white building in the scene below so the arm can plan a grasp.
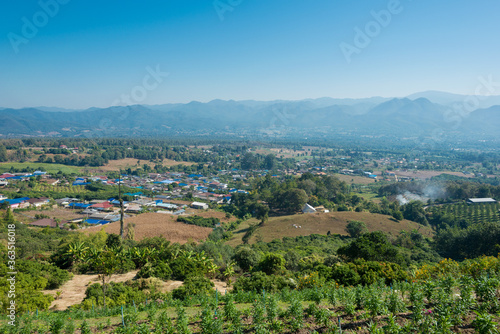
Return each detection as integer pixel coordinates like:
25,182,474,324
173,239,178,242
467,198,497,204
302,203,316,213
191,202,209,210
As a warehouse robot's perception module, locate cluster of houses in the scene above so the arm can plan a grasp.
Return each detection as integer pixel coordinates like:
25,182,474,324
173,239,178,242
0,168,256,230
0,196,50,209
340,169,378,179
0,171,48,184
0,191,214,229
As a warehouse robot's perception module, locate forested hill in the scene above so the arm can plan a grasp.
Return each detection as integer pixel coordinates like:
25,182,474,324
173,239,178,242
1,97,500,140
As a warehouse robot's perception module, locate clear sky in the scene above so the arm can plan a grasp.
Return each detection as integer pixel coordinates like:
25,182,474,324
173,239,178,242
1,0,499,109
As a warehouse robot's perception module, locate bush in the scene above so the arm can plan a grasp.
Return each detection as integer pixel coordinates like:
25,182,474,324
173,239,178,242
345,220,367,238
330,259,408,286
258,253,286,275
233,271,295,293
172,276,214,300
82,282,146,308
337,231,408,266
137,262,173,281
15,259,71,290
177,215,220,228
234,247,261,271
170,256,207,281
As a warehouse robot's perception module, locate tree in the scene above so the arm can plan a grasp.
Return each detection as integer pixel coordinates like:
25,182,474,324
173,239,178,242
337,231,407,266
392,211,404,221
263,154,277,170
255,203,269,226
223,262,236,287
84,248,119,308
1,207,15,227
258,253,286,275
281,188,308,213
402,201,428,225
105,234,121,249
0,144,7,162
234,247,261,271
241,152,259,170
345,220,367,238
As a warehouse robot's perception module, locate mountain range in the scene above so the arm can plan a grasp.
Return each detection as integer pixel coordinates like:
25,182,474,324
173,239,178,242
1,91,499,140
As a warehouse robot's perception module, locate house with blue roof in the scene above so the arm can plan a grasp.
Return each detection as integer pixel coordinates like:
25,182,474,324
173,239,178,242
84,219,110,225
69,202,91,209
73,181,90,186
0,197,30,208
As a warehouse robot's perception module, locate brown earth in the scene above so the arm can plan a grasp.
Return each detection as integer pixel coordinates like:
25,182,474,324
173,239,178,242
44,271,228,311
83,212,213,242
14,207,82,223
44,271,138,311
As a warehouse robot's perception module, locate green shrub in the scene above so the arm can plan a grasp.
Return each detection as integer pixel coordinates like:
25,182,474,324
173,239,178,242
170,256,207,280
172,276,214,300
234,246,261,271
177,215,220,228
329,259,408,286
81,282,146,307
345,220,367,238
258,253,286,275
137,262,172,280
233,271,295,293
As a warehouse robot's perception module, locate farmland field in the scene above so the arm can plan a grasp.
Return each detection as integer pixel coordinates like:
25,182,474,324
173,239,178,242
96,158,194,172
0,162,86,174
393,170,477,180
84,212,213,242
333,173,376,185
14,207,83,223
427,202,500,225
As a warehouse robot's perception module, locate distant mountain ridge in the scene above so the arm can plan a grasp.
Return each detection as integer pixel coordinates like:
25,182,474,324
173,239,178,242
1,92,499,140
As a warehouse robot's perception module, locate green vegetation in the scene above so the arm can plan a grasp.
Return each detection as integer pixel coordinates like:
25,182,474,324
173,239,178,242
0,162,85,174
1,138,500,332
428,202,500,229
177,216,220,228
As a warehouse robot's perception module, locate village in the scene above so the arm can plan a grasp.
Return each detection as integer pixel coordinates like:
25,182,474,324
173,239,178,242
0,169,251,229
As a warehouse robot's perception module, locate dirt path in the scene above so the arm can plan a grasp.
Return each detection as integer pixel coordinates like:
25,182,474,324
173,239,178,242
44,271,139,311
44,271,228,310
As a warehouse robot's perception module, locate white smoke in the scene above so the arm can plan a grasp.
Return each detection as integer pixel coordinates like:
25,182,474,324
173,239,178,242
396,194,408,205
396,183,446,205
397,191,426,205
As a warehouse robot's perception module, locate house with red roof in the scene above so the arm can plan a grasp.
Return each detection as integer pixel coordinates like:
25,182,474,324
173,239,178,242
90,202,114,211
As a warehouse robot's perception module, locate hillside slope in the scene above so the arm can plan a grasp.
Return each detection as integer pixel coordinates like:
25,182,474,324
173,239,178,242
227,211,433,246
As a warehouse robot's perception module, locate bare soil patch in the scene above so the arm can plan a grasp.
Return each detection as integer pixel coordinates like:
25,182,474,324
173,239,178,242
44,271,138,311
83,212,213,243
14,207,82,223
44,271,228,311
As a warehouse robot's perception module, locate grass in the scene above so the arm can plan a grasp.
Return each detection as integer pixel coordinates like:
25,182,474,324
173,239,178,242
226,211,433,246
0,162,87,174
97,158,194,171
225,218,259,247
333,173,376,185
356,191,381,203
0,158,194,175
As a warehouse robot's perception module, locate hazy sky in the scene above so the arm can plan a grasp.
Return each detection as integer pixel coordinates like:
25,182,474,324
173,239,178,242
1,0,499,109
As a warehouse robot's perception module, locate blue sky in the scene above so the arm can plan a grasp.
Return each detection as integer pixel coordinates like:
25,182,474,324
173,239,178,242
1,0,499,109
